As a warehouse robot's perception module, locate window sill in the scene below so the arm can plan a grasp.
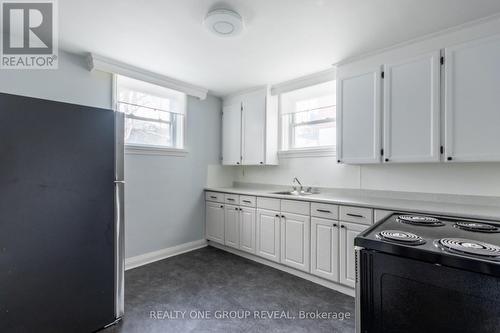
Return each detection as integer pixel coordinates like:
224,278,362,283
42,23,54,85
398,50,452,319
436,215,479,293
125,144,188,157
278,146,336,159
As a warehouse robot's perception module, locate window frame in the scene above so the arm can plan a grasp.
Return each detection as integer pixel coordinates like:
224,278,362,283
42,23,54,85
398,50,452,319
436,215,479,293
279,82,337,158
113,74,188,156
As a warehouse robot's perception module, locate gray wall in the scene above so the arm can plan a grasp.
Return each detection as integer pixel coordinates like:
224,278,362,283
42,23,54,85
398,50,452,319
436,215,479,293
124,95,222,258
0,51,224,259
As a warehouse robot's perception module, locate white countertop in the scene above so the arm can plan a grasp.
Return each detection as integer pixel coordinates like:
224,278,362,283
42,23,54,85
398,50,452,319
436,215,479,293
205,184,500,222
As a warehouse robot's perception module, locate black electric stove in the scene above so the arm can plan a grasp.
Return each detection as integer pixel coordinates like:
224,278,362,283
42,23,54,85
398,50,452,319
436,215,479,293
354,213,500,333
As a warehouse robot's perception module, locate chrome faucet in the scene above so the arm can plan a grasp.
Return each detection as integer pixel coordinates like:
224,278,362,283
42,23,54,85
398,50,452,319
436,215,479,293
292,177,303,191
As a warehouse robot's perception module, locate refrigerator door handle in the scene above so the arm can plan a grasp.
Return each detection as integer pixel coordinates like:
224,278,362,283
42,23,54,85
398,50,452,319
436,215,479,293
114,180,125,184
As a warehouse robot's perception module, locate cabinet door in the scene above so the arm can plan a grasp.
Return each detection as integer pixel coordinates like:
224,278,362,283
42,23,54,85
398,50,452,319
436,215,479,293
337,69,382,164
280,213,310,272
206,202,224,244
239,207,256,254
383,52,441,163
340,222,369,288
256,209,280,263
242,89,266,165
224,205,240,249
444,35,500,162
222,103,242,165
311,218,339,282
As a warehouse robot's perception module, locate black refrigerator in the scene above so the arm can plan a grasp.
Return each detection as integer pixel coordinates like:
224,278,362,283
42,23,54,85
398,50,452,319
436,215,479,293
0,93,125,332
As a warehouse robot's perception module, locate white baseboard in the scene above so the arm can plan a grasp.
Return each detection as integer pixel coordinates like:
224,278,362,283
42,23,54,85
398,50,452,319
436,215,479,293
125,239,207,270
208,241,355,297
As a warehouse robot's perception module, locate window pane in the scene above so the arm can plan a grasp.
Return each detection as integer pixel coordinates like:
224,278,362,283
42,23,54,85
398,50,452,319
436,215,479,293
294,106,336,123
293,121,336,148
124,118,172,147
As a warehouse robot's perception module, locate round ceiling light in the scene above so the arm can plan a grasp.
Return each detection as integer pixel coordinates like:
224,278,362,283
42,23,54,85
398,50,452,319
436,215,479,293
204,9,244,37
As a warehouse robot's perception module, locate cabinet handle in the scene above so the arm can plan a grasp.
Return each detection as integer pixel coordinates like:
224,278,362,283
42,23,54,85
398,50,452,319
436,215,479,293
260,162,263,164
210,196,217,199
346,213,364,218
385,158,389,162
236,162,240,165
234,207,238,210
275,214,280,218
317,209,332,213
220,205,224,208
340,225,345,228
281,215,285,219
333,223,338,227
227,198,235,201
243,200,251,203
447,157,453,161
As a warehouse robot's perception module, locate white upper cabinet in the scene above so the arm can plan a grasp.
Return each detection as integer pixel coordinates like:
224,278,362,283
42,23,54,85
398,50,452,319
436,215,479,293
222,87,278,166
383,52,441,163
444,35,500,162
222,103,242,165
337,69,382,164
241,89,266,165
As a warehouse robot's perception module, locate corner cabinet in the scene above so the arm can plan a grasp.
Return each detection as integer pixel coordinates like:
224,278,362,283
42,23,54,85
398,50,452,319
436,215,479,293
336,68,382,164
206,202,224,244
222,87,278,166
444,35,500,162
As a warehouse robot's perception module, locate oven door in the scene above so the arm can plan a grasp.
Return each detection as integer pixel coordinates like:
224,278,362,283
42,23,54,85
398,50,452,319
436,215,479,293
358,249,500,333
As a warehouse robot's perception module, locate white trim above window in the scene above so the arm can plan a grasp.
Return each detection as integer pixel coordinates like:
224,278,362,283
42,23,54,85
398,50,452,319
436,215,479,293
278,146,336,159
88,53,208,100
125,144,188,157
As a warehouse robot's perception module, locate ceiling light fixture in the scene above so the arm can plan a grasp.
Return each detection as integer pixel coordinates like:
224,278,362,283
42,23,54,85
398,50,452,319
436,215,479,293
204,9,244,37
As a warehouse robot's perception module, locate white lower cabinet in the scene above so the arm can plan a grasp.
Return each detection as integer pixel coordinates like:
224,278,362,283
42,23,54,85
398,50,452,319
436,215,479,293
280,213,310,272
256,209,281,263
339,222,369,288
239,207,256,254
206,201,224,244
224,205,240,249
311,217,339,282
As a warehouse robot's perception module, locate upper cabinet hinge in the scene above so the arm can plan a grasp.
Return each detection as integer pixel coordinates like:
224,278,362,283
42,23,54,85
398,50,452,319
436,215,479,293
381,71,385,79
440,56,444,65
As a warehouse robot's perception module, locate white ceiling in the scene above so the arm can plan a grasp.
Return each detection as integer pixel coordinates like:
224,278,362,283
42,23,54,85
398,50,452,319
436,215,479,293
60,0,500,96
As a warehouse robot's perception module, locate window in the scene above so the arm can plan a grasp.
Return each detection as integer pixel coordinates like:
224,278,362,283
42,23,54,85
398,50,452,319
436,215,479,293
116,75,186,149
280,81,336,152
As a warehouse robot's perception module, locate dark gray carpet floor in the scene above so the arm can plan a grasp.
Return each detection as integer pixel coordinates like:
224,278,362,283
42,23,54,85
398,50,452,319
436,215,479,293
102,246,355,333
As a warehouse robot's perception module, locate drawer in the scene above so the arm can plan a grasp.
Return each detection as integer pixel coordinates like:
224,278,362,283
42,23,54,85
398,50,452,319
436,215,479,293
281,199,310,215
311,202,339,220
224,193,240,204
340,206,373,225
239,195,256,207
257,197,280,211
205,191,224,203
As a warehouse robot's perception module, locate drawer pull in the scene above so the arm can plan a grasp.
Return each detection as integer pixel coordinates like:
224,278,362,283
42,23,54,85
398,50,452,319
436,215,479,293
346,213,364,218
317,209,332,213
234,207,238,210
340,225,345,228
210,196,217,199
275,214,280,217
220,205,224,208
227,198,235,201
243,200,251,203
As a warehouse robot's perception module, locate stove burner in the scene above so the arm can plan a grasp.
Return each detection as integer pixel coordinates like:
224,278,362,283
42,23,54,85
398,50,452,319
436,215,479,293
435,238,500,259
376,230,426,245
454,222,500,233
397,215,445,226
